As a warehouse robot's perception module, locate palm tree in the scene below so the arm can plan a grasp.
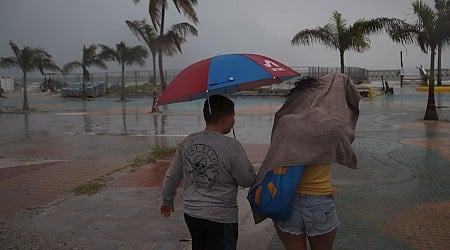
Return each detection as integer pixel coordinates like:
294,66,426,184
159,22,198,89
435,0,450,86
127,19,161,112
132,0,199,90
99,42,148,101
126,19,197,111
388,1,450,121
63,44,107,100
159,22,198,70
292,11,398,74
0,41,60,110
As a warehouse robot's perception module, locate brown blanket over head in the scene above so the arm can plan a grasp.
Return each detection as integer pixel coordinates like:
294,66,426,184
254,72,361,187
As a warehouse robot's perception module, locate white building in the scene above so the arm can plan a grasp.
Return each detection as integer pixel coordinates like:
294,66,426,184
0,76,14,92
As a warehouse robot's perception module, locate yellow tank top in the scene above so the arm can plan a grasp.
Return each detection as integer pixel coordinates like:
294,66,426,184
296,164,332,195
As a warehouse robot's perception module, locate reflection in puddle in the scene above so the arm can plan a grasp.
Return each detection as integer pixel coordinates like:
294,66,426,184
24,112,29,138
2,94,449,145
82,102,92,133
122,102,127,135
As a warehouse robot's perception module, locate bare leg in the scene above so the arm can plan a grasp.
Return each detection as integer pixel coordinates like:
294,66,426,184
308,228,337,250
274,223,307,250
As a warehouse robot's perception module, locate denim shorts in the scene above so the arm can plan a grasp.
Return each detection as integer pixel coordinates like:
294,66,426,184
274,193,340,237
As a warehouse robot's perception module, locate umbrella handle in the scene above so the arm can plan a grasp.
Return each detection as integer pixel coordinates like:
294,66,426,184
233,128,236,139
207,94,212,115
208,100,212,115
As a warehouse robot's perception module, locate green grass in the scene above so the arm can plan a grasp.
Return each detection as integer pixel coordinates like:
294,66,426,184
131,145,177,167
71,178,106,196
71,145,177,196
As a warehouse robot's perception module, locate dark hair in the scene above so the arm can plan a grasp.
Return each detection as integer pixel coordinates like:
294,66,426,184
203,95,235,124
286,77,320,97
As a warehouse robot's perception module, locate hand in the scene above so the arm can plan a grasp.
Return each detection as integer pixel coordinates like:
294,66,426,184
160,205,174,217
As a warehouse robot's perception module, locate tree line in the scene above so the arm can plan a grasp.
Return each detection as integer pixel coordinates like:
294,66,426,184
1,0,449,120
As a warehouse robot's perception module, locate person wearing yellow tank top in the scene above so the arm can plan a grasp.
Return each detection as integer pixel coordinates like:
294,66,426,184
271,75,358,250
274,163,339,250
296,164,333,196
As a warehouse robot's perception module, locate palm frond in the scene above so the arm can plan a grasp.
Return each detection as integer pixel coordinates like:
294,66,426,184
417,31,431,52
0,57,18,68
98,44,118,62
126,20,146,41
291,28,337,49
91,58,108,70
413,0,437,29
126,19,160,57
63,61,82,74
171,22,198,37
8,41,21,59
155,22,197,55
124,45,148,66
36,56,61,74
3,42,59,74
436,0,450,45
388,21,419,45
332,11,347,33
173,0,199,25
351,35,371,52
353,17,402,35
149,0,163,30
82,44,99,65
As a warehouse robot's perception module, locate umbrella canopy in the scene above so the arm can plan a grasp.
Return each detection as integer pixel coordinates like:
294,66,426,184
156,53,300,105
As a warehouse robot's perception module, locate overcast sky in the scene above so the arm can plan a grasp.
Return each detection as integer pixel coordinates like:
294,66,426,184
1,0,448,77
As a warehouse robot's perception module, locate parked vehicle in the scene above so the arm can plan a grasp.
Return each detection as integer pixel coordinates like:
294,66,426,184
61,82,106,98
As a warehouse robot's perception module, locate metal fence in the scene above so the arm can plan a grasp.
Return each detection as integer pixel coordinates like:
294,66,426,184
26,66,368,84
26,70,181,89
291,66,369,83
19,66,375,93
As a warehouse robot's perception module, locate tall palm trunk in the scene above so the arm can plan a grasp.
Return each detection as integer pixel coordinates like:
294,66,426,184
339,50,345,74
437,44,442,86
158,7,167,91
424,47,438,121
82,67,87,100
22,72,29,110
151,54,159,113
158,52,165,90
121,63,126,101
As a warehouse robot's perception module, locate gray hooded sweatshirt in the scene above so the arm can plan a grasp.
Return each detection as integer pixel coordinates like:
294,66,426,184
161,130,256,223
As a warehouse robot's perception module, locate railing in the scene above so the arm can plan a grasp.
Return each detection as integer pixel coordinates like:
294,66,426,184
368,68,450,83
21,67,450,90
291,66,369,83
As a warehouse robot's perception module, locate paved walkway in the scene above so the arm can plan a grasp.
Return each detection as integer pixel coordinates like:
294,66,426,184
1,88,450,249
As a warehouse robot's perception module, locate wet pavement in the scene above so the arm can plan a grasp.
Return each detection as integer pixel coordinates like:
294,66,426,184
0,87,450,249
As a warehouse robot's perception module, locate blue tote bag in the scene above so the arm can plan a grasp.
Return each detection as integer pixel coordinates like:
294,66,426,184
247,165,304,221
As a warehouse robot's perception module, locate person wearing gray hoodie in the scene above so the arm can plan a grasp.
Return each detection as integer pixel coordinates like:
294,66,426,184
161,95,256,250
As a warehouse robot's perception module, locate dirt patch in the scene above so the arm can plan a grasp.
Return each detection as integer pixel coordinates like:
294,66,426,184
108,160,171,188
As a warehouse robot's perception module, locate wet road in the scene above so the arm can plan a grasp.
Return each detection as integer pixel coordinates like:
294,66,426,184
1,87,450,249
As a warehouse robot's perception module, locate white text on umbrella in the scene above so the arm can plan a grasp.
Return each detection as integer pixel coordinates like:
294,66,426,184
263,60,286,72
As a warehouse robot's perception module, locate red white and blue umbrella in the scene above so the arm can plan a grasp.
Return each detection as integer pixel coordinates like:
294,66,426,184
156,53,300,105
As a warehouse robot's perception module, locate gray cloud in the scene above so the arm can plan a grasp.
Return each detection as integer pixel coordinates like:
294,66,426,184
1,0,447,78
